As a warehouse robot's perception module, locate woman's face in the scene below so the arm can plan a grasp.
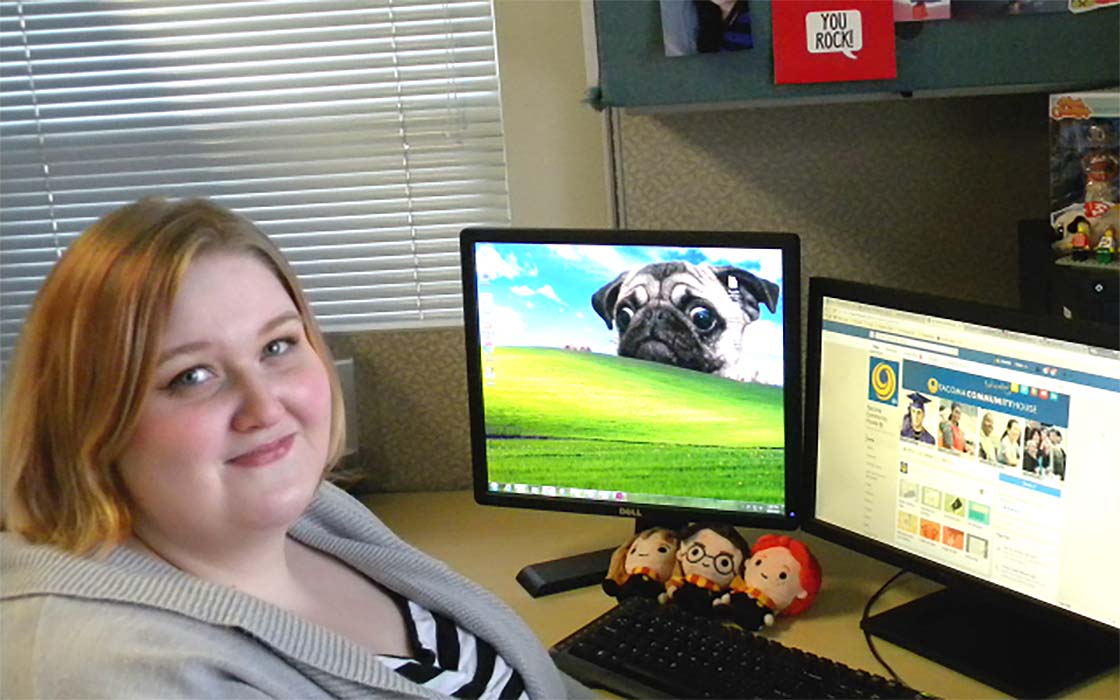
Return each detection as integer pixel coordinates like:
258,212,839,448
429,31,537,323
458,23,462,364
1008,422,1021,441
116,252,332,549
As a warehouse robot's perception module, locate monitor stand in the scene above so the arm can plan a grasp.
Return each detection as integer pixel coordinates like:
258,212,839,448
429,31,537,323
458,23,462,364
515,547,616,597
516,516,689,597
862,587,1119,698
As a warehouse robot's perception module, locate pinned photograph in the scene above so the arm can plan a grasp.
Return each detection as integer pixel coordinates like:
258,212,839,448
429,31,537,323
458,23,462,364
661,0,753,57
893,0,951,22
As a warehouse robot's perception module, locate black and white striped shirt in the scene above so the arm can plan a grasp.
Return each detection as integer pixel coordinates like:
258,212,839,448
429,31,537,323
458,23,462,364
378,598,530,699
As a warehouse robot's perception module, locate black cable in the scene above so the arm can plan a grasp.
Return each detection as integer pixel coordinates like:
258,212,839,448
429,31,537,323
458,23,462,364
860,569,908,685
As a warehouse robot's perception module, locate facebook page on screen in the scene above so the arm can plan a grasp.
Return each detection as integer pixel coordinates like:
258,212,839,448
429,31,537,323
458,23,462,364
813,298,1119,628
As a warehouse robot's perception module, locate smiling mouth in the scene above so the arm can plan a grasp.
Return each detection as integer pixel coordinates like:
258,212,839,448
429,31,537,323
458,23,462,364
229,434,295,468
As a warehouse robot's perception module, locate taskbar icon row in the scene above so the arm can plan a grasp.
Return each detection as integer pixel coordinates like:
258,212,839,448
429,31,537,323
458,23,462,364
489,482,627,502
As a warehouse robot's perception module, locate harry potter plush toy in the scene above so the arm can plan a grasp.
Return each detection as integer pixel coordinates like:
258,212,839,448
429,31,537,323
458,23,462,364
659,523,749,616
602,527,680,601
715,534,822,631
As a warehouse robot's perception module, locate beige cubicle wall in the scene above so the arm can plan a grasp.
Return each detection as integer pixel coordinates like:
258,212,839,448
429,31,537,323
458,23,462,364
611,92,1047,309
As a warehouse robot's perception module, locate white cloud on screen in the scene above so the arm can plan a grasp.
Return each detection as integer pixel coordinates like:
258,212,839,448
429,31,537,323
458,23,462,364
486,304,527,344
475,244,521,280
696,247,784,283
508,283,568,307
536,284,566,306
742,319,785,385
545,244,581,261
546,243,637,276
544,243,783,285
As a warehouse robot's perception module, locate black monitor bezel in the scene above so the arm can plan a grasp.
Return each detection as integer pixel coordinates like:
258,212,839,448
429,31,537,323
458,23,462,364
802,276,1120,630
460,226,802,531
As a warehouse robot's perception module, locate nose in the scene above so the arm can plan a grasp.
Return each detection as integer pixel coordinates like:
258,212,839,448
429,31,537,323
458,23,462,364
231,374,284,433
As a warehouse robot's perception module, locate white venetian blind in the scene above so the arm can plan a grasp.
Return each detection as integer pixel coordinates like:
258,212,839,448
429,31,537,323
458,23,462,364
0,0,510,363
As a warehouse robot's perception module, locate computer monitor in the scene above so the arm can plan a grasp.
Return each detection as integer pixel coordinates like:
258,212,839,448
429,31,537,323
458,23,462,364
804,277,1119,698
460,227,801,595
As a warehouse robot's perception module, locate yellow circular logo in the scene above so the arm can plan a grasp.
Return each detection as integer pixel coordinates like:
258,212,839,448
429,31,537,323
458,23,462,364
871,362,897,401
927,378,939,394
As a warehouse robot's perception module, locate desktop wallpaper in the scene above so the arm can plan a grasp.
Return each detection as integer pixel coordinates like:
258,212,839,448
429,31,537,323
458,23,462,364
473,241,788,509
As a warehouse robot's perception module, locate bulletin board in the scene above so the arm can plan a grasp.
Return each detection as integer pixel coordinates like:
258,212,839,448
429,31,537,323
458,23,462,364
592,1,1120,110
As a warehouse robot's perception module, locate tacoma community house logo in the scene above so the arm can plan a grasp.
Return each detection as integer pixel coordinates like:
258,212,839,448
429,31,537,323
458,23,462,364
869,358,898,404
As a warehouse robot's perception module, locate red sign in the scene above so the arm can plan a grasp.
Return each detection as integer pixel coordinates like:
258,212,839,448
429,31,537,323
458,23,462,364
772,0,897,85
1084,201,1112,217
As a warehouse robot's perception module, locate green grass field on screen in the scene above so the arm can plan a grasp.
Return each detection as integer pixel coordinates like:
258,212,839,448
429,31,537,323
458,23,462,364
483,347,785,503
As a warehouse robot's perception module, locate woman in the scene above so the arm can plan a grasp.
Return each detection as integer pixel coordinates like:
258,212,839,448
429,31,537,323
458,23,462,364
0,198,588,698
996,419,1022,468
939,403,966,453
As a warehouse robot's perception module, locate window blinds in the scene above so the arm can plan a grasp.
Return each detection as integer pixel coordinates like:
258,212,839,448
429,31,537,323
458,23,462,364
0,0,510,363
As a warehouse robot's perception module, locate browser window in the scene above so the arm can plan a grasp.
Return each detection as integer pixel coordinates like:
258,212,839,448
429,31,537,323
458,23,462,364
813,297,1119,627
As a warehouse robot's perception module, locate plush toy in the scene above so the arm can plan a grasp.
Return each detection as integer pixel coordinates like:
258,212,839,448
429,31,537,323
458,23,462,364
715,533,822,631
602,527,680,601
659,523,749,617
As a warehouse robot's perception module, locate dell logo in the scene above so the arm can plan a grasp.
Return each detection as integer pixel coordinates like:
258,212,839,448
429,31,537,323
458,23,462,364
618,507,644,518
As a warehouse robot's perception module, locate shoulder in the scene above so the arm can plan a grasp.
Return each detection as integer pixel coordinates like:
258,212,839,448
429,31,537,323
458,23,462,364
300,481,394,539
1,594,295,698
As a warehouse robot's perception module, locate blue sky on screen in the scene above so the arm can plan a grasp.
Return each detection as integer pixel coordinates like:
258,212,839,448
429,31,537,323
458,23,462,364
474,242,786,384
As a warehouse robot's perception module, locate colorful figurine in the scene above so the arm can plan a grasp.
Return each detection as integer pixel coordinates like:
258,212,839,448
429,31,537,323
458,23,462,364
715,534,823,631
1096,227,1116,264
602,527,680,602
659,523,749,616
1083,124,1119,204
1071,220,1093,261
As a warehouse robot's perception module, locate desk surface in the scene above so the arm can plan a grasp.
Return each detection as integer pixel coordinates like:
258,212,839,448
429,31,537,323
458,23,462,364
362,490,1119,700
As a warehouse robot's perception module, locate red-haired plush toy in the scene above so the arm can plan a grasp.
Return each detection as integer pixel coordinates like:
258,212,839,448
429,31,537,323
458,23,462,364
659,523,750,617
715,534,822,631
602,527,680,601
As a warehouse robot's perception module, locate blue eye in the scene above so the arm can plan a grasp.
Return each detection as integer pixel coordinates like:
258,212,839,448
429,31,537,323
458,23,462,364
263,337,295,357
168,367,213,390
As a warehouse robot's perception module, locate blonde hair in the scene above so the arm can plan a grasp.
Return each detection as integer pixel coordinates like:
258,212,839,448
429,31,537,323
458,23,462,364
0,197,345,554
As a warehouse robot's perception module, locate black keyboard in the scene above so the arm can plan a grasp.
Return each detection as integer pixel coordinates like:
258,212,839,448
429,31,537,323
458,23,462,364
550,599,930,699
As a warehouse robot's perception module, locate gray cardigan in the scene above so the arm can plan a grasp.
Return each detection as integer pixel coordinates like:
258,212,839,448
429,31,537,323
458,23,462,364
0,482,590,699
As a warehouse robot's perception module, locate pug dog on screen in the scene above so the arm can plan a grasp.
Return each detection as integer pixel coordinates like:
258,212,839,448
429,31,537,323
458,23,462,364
591,261,779,382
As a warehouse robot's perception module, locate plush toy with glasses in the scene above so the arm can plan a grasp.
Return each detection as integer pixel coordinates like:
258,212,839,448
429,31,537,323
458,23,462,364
659,523,749,617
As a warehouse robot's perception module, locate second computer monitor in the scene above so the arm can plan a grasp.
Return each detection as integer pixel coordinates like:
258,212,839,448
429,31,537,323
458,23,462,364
803,277,1119,697
460,228,801,531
